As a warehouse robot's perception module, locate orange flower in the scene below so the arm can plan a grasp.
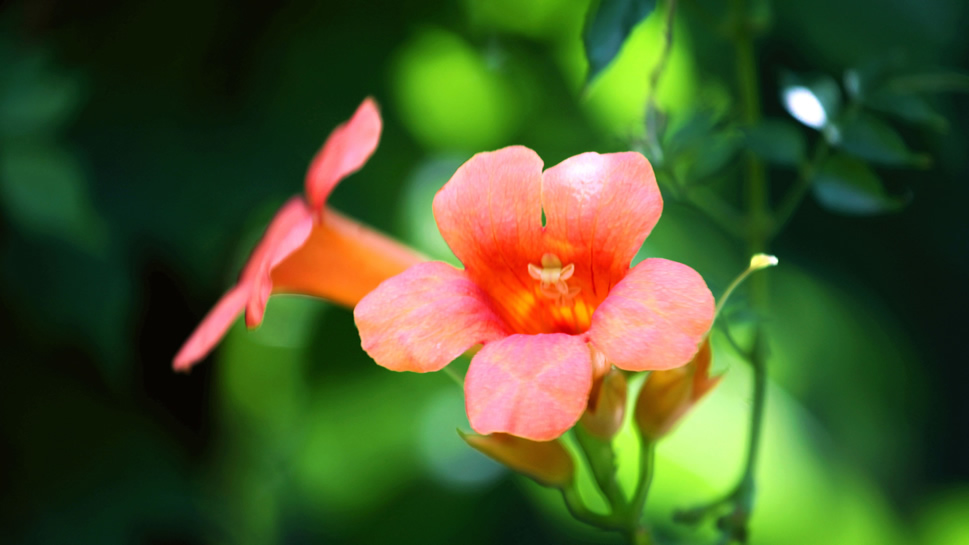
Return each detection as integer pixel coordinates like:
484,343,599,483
635,339,720,440
354,147,715,440
173,99,424,371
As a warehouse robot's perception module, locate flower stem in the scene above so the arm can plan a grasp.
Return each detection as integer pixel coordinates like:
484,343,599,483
441,365,465,387
570,426,657,544
644,0,679,162
574,426,627,513
630,436,656,524
771,138,830,238
560,485,623,530
728,0,770,540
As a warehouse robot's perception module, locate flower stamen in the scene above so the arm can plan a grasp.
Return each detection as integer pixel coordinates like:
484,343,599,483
528,253,580,305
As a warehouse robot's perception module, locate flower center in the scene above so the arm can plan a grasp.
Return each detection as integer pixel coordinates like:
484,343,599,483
527,253,580,306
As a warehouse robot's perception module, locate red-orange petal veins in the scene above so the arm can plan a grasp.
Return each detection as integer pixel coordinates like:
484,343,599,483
433,146,547,333
305,97,382,210
542,151,662,301
465,334,593,441
589,258,714,371
354,262,510,373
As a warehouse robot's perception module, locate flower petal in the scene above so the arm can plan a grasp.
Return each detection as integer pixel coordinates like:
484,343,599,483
541,152,662,298
589,258,714,371
354,262,510,373
433,146,544,279
245,199,315,328
305,97,382,210
269,208,426,307
465,333,593,441
173,284,248,371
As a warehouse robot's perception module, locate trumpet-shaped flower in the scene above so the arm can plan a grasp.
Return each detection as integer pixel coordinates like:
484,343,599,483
174,98,424,371
354,147,715,440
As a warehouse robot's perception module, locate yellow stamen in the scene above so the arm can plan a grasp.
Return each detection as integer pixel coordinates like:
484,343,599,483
528,253,580,305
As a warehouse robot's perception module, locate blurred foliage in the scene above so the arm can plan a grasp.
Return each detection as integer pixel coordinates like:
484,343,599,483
0,0,967,544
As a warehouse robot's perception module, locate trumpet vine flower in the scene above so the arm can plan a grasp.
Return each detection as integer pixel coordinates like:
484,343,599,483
355,147,715,440
174,98,424,371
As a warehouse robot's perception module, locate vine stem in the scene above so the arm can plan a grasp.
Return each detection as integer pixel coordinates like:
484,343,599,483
771,139,830,238
733,0,770,539
644,0,679,161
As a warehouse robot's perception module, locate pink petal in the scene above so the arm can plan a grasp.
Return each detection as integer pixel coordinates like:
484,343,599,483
541,152,662,298
173,284,248,372
465,333,593,441
304,98,382,210
589,258,714,371
243,198,316,328
354,262,510,373
432,145,544,284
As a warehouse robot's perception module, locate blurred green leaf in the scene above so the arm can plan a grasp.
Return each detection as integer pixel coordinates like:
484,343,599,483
0,48,82,138
745,118,807,166
865,91,947,130
392,28,520,151
781,72,842,130
664,110,719,155
885,72,969,94
662,111,740,183
836,112,927,166
687,131,741,182
811,154,907,215
0,141,107,250
583,0,657,83
842,53,910,102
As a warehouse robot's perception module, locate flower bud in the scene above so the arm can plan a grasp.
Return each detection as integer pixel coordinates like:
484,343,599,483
749,253,779,271
579,369,628,440
459,431,574,488
635,339,720,440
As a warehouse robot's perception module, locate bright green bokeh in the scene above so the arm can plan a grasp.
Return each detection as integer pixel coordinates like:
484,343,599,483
392,28,521,151
579,4,699,137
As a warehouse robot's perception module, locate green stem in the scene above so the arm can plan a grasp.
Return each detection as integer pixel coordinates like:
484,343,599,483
561,486,623,531
441,365,465,387
630,436,656,523
574,427,627,514
733,0,769,540
643,0,679,161
771,139,830,238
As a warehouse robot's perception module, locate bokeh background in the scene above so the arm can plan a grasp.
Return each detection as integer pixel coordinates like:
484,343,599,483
1,0,968,543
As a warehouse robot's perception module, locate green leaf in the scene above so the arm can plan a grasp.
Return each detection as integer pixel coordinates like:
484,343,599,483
865,91,947,130
835,112,927,166
0,141,107,250
745,118,807,167
885,72,969,94
780,72,842,130
0,49,82,138
811,154,907,215
583,0,657,83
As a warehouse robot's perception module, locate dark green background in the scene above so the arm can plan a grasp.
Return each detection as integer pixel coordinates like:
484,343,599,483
1,0,967,543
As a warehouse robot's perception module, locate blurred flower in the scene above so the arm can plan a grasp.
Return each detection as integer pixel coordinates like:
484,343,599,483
459,431,574,488
355,147,714,440
579,369,628,440
174,98,424,371
634,339,720,440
